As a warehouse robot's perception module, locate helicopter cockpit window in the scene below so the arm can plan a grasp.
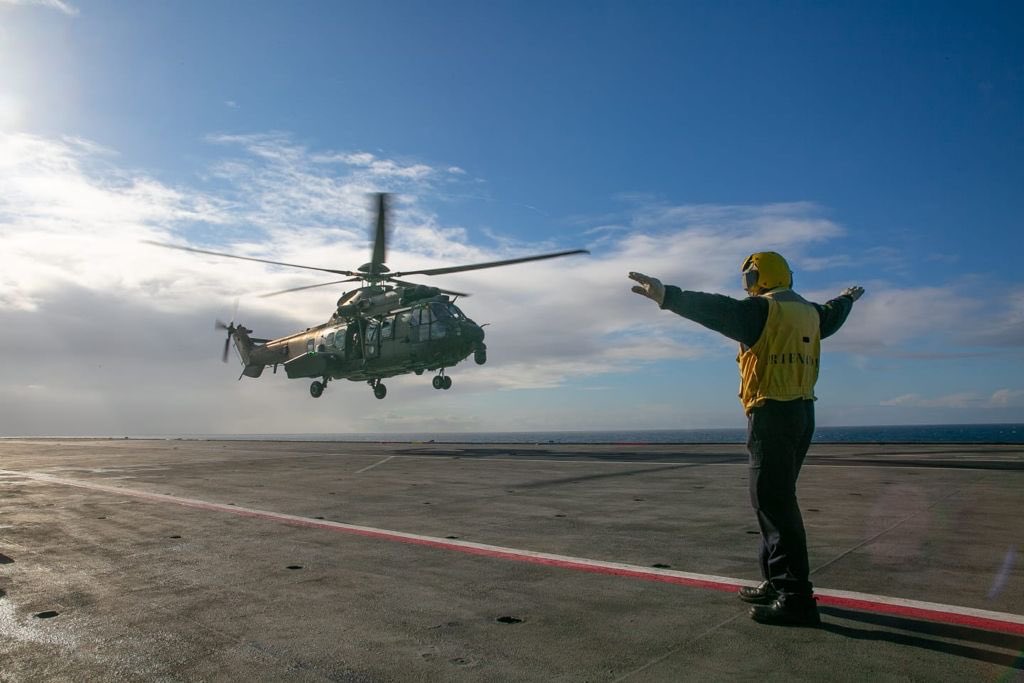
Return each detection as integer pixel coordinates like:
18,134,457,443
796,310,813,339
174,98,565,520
430,302,465,322
427,303,448,338
413,306,432,326
406,305,439,341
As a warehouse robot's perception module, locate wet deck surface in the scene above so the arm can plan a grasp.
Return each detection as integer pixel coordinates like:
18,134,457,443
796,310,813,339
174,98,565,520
1,439,1022,681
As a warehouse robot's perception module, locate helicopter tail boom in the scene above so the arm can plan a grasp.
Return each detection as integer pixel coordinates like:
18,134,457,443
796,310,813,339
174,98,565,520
218,323,265,378
227,325,254,365
235,330,267,378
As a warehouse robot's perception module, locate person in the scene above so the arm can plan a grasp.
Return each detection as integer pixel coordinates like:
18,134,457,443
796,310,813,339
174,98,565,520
629,252,863,626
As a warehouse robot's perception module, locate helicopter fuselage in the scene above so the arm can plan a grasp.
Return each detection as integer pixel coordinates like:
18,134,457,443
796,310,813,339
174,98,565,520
231,295,486,397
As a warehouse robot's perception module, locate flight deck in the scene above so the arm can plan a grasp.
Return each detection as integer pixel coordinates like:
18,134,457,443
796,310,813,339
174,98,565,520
1,439,1021,681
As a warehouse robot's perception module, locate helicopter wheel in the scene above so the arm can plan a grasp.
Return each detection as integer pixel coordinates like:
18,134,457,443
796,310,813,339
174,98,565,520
310,380,324,398
474,346,487,365
432,375,443,390
369,379,387,399
442,376,452,390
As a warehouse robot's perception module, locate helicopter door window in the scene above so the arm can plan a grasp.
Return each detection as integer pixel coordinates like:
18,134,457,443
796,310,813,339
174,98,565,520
326,331,336,349
345,324,360,359
306,338,315,354
381,318,394,340
364,322,380,358
396,311,412,342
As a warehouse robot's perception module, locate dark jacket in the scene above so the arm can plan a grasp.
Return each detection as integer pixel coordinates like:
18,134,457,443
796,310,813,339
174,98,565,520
660,286,855,349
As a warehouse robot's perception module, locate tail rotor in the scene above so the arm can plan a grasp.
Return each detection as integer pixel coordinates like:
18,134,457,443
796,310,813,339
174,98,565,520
215,299,240,363
215,319,236,363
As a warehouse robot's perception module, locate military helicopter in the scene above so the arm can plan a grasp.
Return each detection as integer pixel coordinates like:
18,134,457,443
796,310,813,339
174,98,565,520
148,194,588,399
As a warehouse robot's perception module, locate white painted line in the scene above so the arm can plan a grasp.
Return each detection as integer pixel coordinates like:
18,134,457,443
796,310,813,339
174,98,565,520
354,455,396,474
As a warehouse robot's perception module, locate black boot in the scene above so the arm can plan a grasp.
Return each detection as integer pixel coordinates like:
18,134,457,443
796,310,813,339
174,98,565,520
737,581,779,604
749,595,820,627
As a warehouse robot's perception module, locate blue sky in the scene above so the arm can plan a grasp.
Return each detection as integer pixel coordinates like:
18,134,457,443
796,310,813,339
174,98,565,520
1,1,1021,434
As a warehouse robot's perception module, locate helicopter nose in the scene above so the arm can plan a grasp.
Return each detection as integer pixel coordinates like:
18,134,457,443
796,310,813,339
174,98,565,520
463,321,485,343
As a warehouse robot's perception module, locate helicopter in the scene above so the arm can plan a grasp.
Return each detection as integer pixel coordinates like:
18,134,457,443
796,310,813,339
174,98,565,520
147,193,588,399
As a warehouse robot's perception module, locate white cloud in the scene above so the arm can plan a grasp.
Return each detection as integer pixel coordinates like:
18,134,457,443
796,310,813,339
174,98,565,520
0,133,232,312
990,389,1024,407
817,286,964,352
0,0,77,15
956,290,1024,348
879,389,1024,410
798,271,1024,367
307,148,435,179
880,392,980,408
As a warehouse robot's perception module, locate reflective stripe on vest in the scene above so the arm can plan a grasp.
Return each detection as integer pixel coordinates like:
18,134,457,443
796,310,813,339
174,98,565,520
737,294,821,413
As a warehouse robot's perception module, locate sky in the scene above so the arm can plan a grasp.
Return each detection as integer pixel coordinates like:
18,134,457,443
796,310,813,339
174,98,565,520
0,0,1022,435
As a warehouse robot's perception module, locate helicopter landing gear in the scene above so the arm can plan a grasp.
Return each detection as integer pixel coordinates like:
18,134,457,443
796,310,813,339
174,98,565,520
369,379,387,400
431,372,452,390
310,380,325,398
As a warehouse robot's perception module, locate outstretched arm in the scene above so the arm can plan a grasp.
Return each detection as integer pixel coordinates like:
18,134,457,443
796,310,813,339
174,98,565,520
628,272,766,346
818,286,864,339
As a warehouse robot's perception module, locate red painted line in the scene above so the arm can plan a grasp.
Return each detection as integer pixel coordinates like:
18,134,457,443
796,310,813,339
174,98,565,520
7,469,1024,636
816,594,1024,635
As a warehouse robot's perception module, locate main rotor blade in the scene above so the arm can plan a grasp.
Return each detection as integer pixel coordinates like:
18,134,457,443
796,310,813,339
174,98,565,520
389,248,589,278
257,278,361,298
144,241,358,277
222,336,231,363
371,193,387,272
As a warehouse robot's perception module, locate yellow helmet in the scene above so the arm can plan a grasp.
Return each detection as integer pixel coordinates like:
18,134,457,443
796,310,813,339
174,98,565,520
741,252,792,294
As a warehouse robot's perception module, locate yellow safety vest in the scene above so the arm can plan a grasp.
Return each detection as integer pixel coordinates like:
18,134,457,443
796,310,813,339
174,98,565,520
737,291,821,413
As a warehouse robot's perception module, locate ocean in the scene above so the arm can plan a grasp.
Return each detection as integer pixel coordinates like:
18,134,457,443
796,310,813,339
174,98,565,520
184,423,1024,444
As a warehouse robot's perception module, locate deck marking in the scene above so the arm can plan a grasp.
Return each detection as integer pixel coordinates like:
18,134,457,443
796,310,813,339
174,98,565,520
354,455,395,474
812,484,966,576
6,468,1024,636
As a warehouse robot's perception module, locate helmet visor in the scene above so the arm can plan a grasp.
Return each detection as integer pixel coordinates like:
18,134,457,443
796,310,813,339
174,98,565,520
743,267,759,293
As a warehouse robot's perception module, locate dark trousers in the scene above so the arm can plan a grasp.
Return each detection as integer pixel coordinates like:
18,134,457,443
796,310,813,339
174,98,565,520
746,398,815,596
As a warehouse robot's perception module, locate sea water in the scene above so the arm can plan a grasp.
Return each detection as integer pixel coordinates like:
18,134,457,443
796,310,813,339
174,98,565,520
189,423,1024,444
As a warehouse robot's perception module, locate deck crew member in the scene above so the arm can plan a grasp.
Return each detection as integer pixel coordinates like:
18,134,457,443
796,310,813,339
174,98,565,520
629,252,863,626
